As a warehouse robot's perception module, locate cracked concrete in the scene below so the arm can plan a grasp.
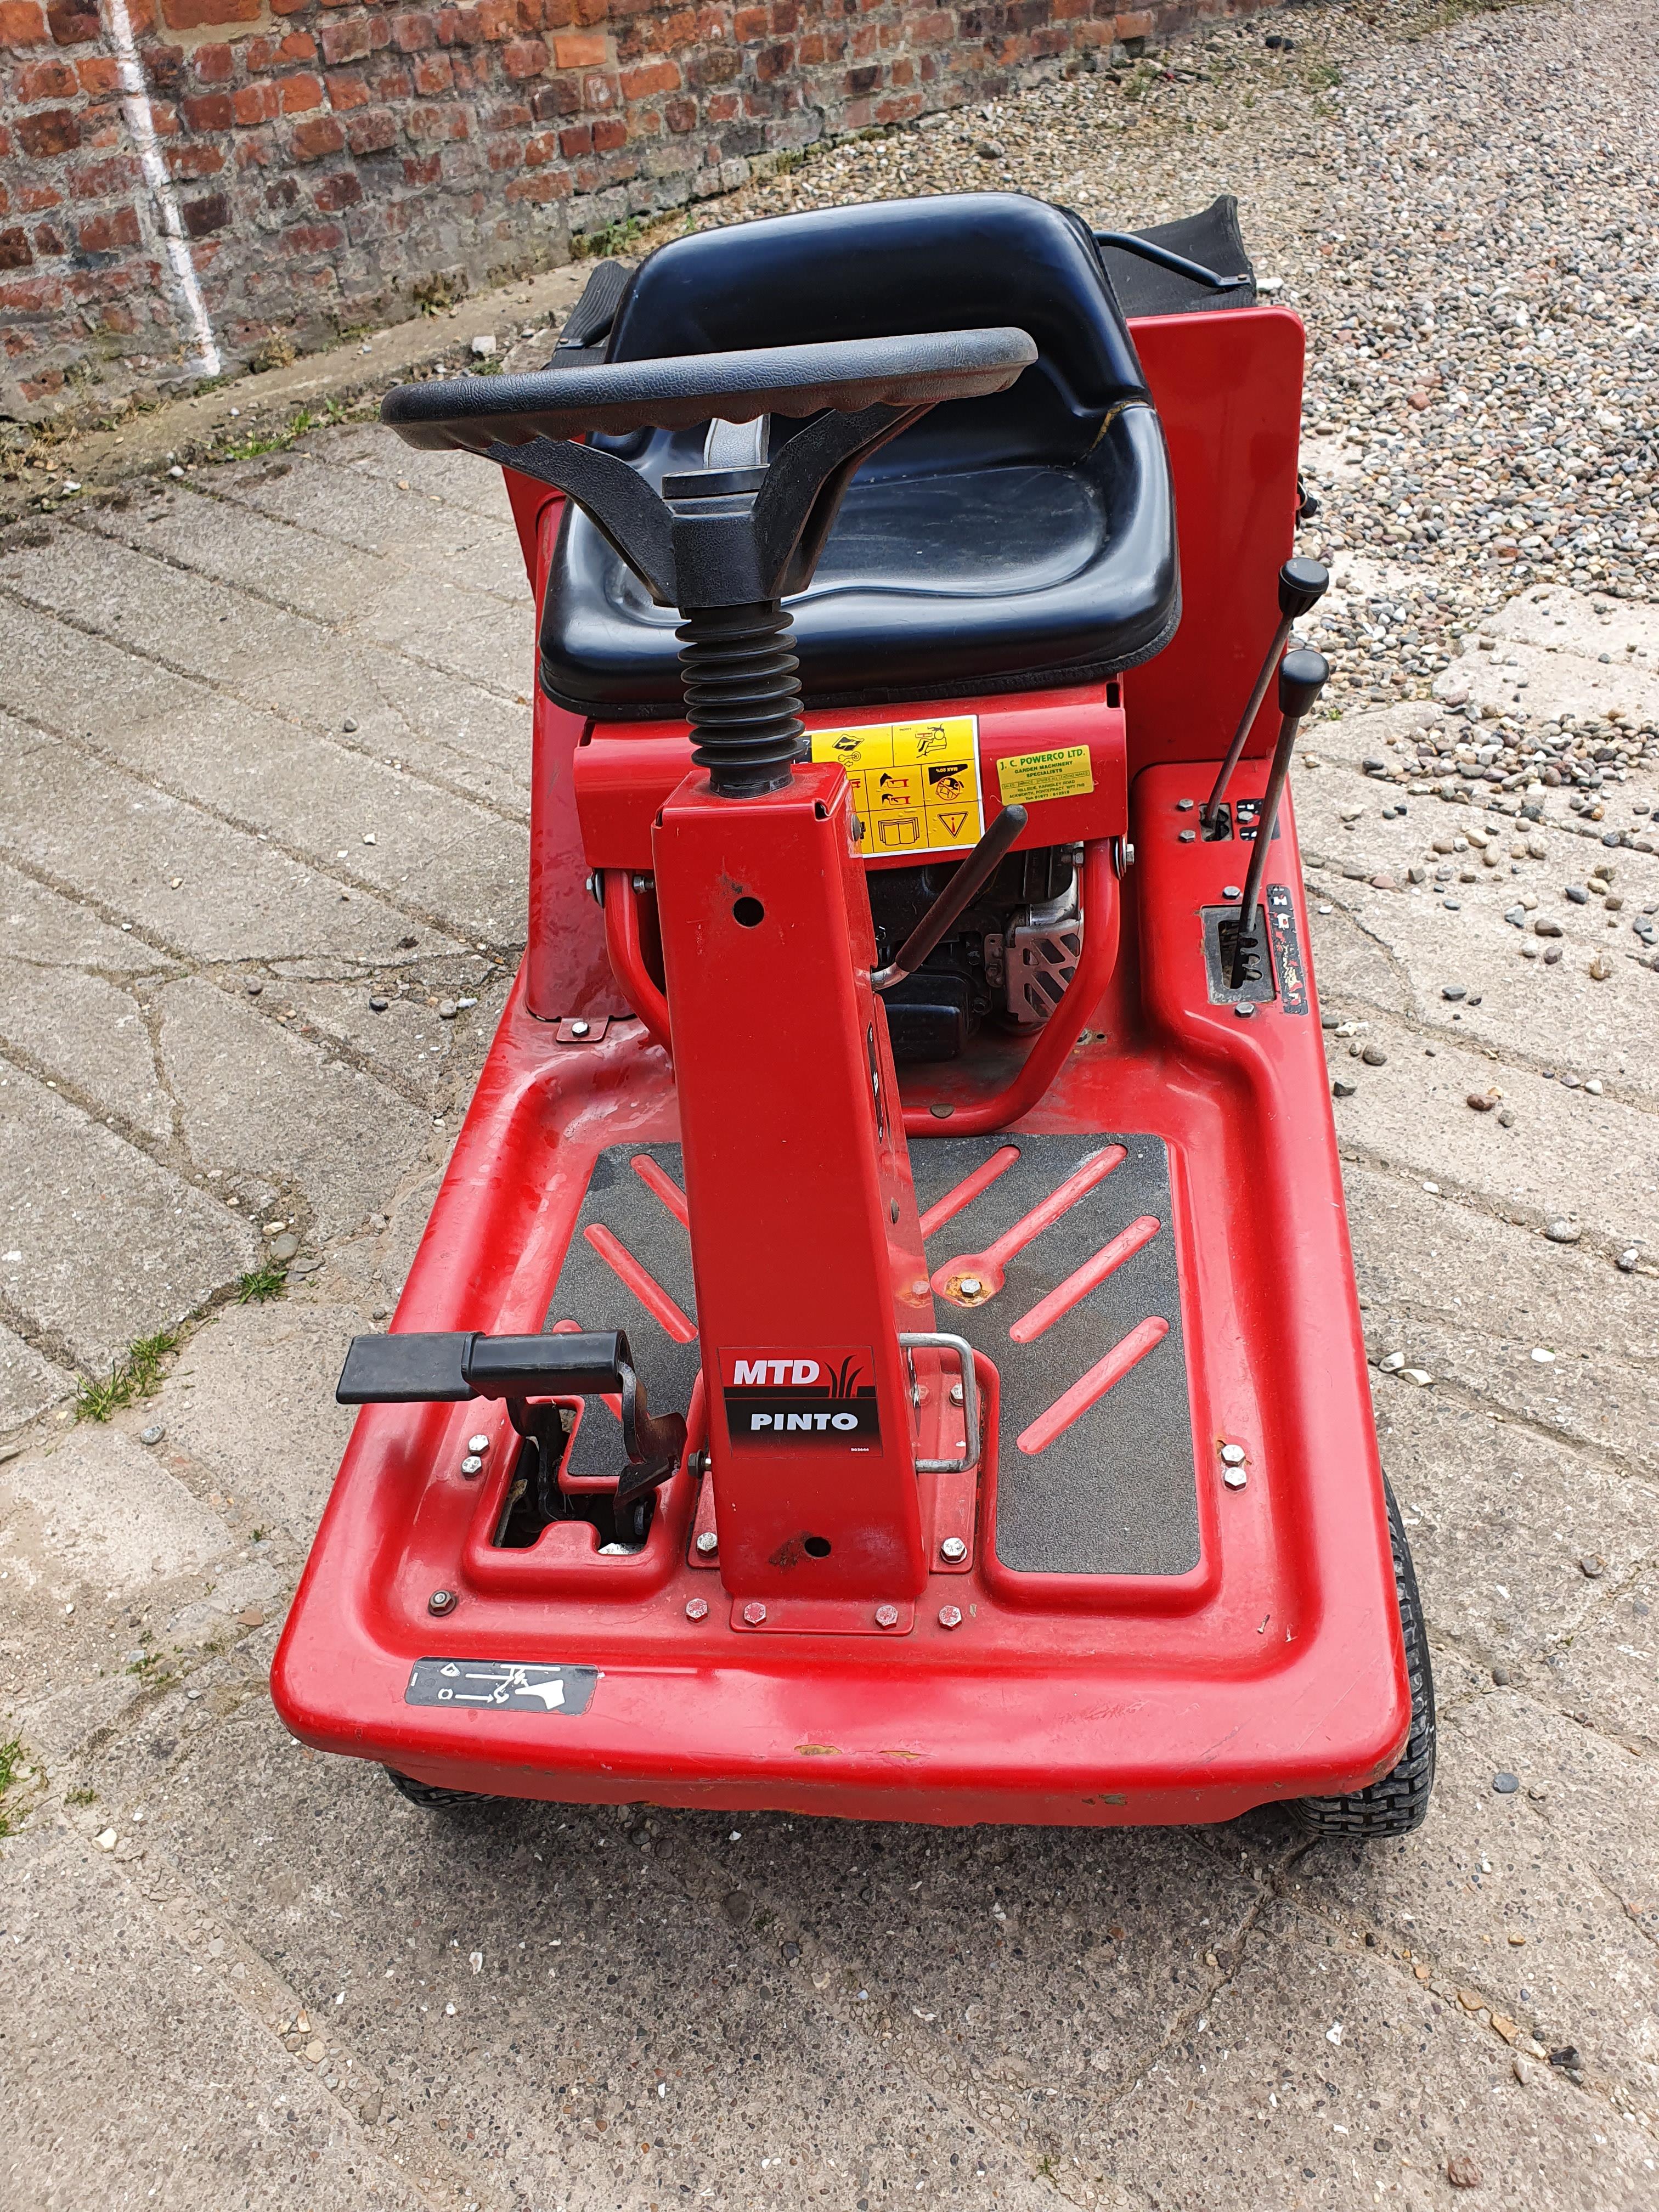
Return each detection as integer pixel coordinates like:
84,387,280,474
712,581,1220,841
4,5,1659,2204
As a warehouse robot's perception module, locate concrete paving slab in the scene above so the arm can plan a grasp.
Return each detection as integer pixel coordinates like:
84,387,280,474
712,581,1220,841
161,1300,363,1540
1344,1166,1659,1469
0,1824,440,2212
0,712,456,969
0,1322,70,1434
0,1424,231,1595
1541,1571,1659,1762
1106,1893,1657,2211
155,978,433,1242
1374,1387,1659,1668
0,1070,257,1373
0,960,173,1141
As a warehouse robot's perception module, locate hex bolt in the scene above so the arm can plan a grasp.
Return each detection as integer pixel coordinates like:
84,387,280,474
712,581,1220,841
1220,1443,1246,1465
1223,1465,1249,1491
569,1018,590,1038
428,1588,456,1616
696,1530,719,1555
938,1605,963,1629
685,1596,709,1622
939,1536,968,1564
874,1603,901,1629
631,873,652,894
460,1454,483,1477
742,1601,767,1626
1234,1002,1256,1019
467,1433,490,1454
1223,884,1242,900
956,1276,984,1299
949,1381,965,1407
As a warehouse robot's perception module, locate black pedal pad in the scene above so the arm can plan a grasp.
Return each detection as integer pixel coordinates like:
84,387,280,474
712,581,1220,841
337,1333,473,1403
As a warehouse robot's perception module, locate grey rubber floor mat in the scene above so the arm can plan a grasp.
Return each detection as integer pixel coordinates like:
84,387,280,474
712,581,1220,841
911,1133,1199,1578
542,1143,701,1477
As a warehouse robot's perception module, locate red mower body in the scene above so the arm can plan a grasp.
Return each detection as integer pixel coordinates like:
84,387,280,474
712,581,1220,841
273,301,1412,1827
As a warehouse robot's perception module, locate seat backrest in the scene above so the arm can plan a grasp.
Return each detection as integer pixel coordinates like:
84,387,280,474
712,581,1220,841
605,193,1151,476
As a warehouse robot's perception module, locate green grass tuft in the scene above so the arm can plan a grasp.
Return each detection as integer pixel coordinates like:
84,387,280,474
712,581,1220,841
75,1325,183,1423
235,1263,289,1305
0,1736,20,1837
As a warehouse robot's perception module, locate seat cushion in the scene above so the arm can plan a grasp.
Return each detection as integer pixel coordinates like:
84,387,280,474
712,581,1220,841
538,193,1180,719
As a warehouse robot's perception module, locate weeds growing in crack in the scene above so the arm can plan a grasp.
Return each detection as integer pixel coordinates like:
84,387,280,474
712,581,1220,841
235,1263,289,1305
74,1325,183,1422
0,1735,21,1836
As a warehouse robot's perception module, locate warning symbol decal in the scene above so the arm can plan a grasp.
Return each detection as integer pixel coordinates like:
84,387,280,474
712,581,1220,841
810,715,984,857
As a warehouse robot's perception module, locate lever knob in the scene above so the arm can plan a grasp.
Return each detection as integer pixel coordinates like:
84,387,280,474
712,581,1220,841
1278,647,1329,719
1278,557,1329,622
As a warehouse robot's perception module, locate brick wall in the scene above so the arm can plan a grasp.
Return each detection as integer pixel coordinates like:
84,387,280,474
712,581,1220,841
0,0,1268,423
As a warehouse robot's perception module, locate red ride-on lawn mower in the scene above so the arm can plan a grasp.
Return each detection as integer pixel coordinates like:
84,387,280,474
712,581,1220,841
272,193,1435,1835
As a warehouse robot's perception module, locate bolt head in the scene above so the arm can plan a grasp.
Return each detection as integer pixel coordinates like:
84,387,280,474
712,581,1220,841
940,1536,968,1563
685,1596,709,1621
460,1454,483,1477
956,1276,985,1300
938,1604,963,1629
874,1602,901,1629
1223,884,1242,900
696,1530,719,1555
467,1433,490,1454
1234,1001,1256,1019
427,1588,456,1616
949,1381,964,1406
1220,1443,1246,1466
1223,1464,1248,1491
569,1018,590,1037
742,1600,767,1626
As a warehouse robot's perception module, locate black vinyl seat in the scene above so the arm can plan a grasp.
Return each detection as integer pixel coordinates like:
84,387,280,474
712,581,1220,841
538,193,1180,719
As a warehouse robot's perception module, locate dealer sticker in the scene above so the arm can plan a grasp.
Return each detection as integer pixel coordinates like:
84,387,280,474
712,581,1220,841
721,1346,881,1450
404,1658,599,1713
810,717,983,857
996,744,1094,806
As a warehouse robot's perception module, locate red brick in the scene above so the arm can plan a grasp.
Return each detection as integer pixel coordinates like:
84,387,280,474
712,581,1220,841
0,227,31,269
15,182,63,210
401,149,441,182
319,14,371,60
404,100,467,136
75,53,120,91
76,205,141,251
182,89,233,126
704,88,737,120
16,106,79,155
0,1,49,44
345,105,399,151
193,37,234,79
753,38,791,78
551,27,603,63
290,111,345,156
391,11,433,47
325,69,370,105
232,81,280,122
16,53,75,94
32,217,67,251
501,33,546,74
246,29,317,65
166,140,226,176
180,188,230,233
45,0,97,41
557,121,589,153
619,55,676,96
732,4,764,35
1114,7,1153,34
279,70,326,109
591,114,624,148
583,65,617,102
282,219,342,250
664,93,694,130
412,50,452,89
522,126,555,161
312,165,362,207
159,0,259,26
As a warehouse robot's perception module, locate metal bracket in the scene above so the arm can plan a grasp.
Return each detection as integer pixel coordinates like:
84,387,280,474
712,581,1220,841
900,1331,981,1473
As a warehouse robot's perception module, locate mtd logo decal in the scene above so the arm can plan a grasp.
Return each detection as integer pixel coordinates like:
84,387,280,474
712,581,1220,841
720,1347,881,1450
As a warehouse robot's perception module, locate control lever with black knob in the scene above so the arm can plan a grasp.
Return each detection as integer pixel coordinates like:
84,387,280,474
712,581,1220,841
1204,558,1329,832
1228,649,1330,990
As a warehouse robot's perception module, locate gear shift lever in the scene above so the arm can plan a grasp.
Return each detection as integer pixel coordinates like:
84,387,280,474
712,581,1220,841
1204,558,1329,831
1228,648,1329,990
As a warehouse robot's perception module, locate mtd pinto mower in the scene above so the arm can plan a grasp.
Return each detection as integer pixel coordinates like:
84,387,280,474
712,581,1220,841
273,194,1435,1837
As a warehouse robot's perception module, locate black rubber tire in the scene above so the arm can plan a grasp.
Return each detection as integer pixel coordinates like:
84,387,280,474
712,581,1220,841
384,1767,492,1810
1293,1480,1436,1837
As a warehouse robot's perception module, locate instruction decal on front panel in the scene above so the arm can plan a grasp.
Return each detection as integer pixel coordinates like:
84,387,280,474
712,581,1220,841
810,716,984,857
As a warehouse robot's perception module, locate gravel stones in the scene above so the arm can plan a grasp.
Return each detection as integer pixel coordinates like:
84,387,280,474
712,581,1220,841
1545,1220,1582,1243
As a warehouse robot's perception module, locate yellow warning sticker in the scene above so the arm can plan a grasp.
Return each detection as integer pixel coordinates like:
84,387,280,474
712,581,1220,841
810,716,983,856
995,744,1095,807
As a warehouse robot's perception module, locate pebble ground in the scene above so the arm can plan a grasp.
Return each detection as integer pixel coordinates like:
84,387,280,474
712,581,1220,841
2,2,1658,2209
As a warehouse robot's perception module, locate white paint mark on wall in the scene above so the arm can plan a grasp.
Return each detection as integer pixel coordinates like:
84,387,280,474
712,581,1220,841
100,0,222,377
